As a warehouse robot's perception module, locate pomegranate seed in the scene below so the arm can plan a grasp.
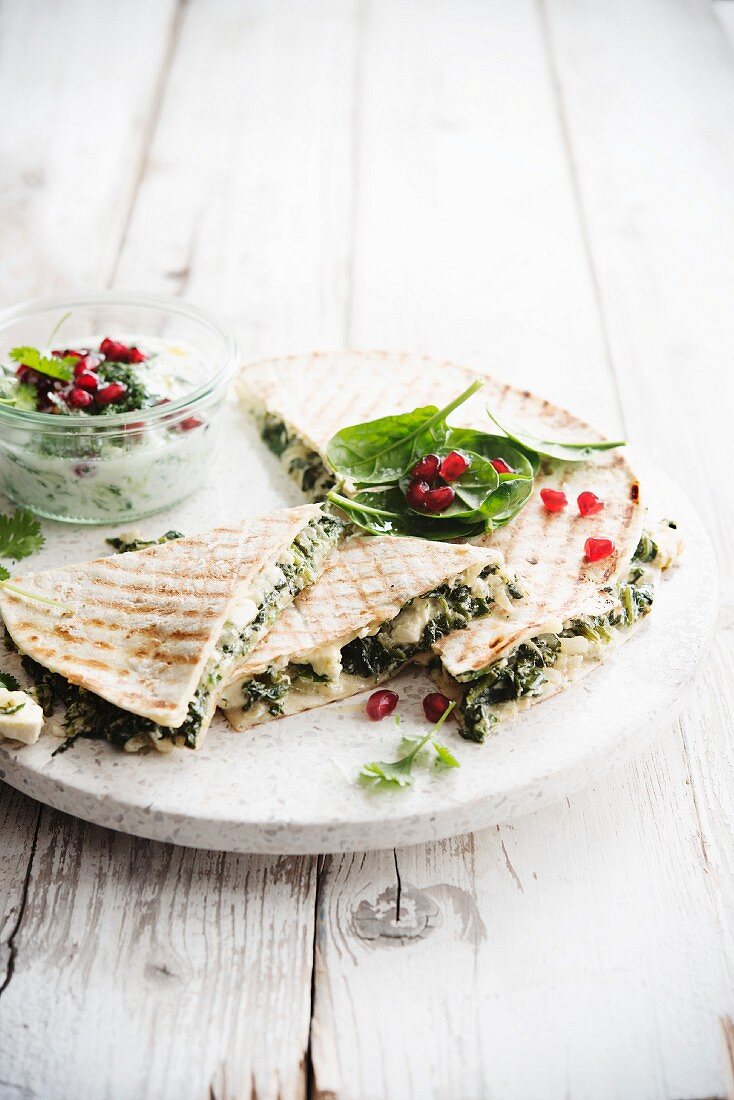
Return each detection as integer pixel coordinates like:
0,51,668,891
96,381,128,405
73,353,101,376
490,457,513,475
366,689,399,721
423,692,452,723
53,348,83,359
440,450,470,482
67,387,94,409
585,536,615,563
540,488,568,513
99,337,128,360
423,485,455,513
411,453,440,480
74,371,99,392
577,491,604,517
179,416,203,431
405,477,430,508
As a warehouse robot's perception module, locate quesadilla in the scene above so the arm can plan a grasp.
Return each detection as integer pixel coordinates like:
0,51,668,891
0,505,342,751
431,520,682,740
218,535,523,730
236,351,663,738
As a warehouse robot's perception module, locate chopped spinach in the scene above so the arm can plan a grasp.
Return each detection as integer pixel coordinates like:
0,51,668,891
341,568,499,680
105,530,184,553
457,537,661,743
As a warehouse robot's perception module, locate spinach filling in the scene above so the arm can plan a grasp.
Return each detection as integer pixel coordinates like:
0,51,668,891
238,663,330,717
458,531,661,744
340,569,504,681
259,414,336,500
237,564,518,718
13,515,342,751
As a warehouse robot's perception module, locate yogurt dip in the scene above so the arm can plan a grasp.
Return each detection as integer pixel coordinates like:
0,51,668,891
0,322,236,524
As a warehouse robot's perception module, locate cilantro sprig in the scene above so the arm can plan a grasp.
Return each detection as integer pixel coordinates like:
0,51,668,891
0,670,21,692
9,346,77,383
0,508,70,611
360,702,459,789
0,509,44,560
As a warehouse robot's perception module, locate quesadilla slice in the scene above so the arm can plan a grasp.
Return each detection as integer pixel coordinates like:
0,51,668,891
0,506,342,750
236,351,672,739
432,520,682,741
218,535,524,730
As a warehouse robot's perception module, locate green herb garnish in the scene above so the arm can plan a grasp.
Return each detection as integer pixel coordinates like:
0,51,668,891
360,702,459,788
325,382,626,541
485,406,625,463
9,346,77,383
0,509,44,560
0,670,21,692
327,380,484,485
0,509,70,610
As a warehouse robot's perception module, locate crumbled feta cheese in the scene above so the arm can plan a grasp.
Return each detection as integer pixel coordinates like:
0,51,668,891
0,689,44,744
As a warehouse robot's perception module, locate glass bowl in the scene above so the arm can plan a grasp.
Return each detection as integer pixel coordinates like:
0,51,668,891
0,292,238,524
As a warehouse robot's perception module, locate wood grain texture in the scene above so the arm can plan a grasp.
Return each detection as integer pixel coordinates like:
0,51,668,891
0,805,316,1100
0,0,180,302
310,1,734,1098
1,0,733,1097
0,0,357,1096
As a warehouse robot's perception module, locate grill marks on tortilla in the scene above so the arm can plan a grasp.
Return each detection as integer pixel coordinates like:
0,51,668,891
239,352,644,677
225,535,498,682
0,505,323,725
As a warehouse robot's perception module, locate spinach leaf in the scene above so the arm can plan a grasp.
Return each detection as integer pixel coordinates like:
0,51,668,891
486,406,625,463
444,428,538,478
397,448,500,520
327,489,486,540
326,379,483,485
479,476,535,526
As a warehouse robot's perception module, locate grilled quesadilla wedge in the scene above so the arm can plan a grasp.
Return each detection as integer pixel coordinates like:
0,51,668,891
0,506,342,750
431,520,682,741
219,535,523,730
237,350,650,730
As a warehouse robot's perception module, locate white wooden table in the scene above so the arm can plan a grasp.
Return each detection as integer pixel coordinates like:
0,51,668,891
1,2,733,1097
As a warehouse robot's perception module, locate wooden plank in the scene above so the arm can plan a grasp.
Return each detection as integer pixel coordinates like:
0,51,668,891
311,1,734,1097
0,809,317,1100
0,785,41,992
0,0,179,303
114,0,356,353
0,1,357,1097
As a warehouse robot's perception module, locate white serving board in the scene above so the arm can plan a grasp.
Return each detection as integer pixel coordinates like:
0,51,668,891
0,393,716,853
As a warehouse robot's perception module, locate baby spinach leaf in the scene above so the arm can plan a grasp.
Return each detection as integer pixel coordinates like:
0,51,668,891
444,428,538,478
397,448,500,521
326,379,483,485
327,489,487,540
480,477,535,526
486,406,625,463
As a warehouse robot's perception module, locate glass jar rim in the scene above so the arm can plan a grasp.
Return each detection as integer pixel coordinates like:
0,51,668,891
0,290,239,430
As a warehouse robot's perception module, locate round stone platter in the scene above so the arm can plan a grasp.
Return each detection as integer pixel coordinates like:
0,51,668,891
0,395,716,853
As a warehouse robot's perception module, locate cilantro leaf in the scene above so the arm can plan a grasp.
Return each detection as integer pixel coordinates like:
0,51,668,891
360,702,458,789
0,509,44,560
432,740,460,769
12,382,39,411
9,346,76,382
0,670,21,692
0,565,9,581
